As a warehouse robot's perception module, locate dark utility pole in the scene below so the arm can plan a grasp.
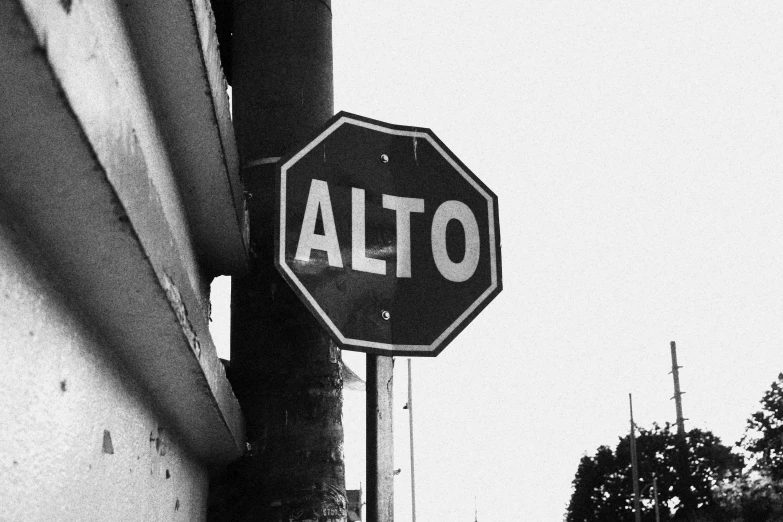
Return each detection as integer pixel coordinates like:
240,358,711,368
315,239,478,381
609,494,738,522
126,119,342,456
209,1,346,521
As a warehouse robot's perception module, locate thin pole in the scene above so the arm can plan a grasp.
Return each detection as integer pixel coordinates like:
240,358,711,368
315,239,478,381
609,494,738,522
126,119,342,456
653,474,660,522
408,359,416,522
629,393,641,522
670,341,686,437
367,355,394,522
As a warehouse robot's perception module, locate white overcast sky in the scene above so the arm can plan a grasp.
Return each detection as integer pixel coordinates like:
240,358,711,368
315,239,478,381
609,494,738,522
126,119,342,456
212,2,783,520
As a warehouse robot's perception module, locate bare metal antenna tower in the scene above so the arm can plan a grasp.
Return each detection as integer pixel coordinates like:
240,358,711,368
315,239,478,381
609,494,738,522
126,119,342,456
670,341,686,437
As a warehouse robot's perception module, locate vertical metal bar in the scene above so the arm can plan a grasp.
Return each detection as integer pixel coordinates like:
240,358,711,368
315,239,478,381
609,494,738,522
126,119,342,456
367,355,394,522
629,393,641,522
408,359,416,522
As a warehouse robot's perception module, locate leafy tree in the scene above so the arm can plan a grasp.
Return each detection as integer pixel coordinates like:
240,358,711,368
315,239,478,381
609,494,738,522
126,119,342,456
567,446,627,522
713,372,783,521
741,373,783,480
714,471,783,521
565,423,742,522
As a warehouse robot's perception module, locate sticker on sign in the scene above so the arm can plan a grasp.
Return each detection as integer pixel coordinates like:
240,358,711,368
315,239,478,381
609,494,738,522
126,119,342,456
275,112,502,356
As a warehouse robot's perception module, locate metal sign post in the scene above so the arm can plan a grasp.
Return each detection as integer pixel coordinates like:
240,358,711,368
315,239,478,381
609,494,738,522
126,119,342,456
407,358,416,522
366,355,394,522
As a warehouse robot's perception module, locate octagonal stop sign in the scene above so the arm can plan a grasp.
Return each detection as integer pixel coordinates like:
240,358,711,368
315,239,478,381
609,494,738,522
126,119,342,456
275,112,502,356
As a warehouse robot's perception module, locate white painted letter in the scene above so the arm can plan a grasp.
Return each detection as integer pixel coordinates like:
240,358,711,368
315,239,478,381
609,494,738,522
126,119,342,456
431,200,480,282
295,179,343,267
382,194,425,277
352,188,386,275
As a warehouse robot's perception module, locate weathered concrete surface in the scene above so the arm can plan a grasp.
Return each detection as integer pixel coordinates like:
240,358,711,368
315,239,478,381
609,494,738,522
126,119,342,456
0,207,210,521
0,0,246,483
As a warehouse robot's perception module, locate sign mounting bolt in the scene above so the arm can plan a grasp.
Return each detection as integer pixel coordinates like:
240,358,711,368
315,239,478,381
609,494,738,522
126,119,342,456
381,310,391,321
380,154,389,164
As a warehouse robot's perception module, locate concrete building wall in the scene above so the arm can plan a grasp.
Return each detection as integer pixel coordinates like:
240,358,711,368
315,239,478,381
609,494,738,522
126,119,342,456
0,212,208,521
0,0,249,518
